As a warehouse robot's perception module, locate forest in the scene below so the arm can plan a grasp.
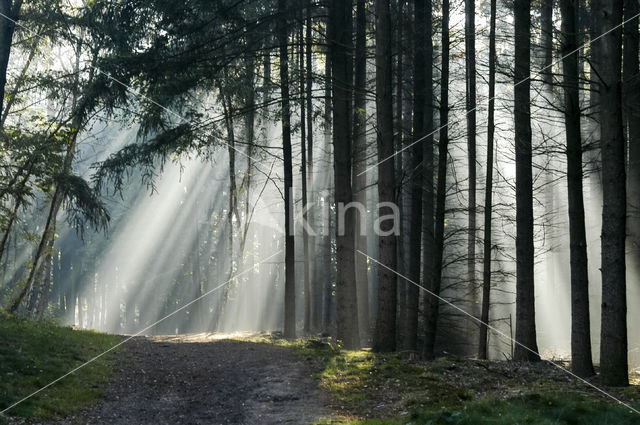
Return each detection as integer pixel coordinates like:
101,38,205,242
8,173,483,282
0,0,639,423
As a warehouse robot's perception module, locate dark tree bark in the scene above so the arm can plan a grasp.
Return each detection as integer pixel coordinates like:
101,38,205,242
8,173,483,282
190,221,204,332
330,0,360,349
264,47,271,108
465,0,477,330
478,0,496,361
587,0,600,133
513,0,540,362
421,0,435,360
305,0,319,332
395,0,407,343
395,0,404,150
321,28,333,334
298,0,311,334
278,0,296,339
541,0,554,87
406,0,426,351
353,0,370,342
373,0,397,353
0,0,22,125
214,88,239,330
541,0,556,299
423,0,449,360
560,0,595,378
594,0,628,387
624,0,640,300
26,229,54,315
67,281,77,327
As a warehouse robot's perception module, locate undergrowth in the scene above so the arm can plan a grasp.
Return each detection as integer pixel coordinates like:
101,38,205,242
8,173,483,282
255,335,640,425
0,312,121,422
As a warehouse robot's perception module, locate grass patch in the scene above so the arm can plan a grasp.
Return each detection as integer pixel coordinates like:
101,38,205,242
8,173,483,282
317,393,640,425
255,337,470,420
254,336,640,425
409,392,640,425
316,419,404,425
0,312,121,421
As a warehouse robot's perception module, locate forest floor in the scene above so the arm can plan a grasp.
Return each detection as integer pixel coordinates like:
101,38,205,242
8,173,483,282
0,314,120,421
3,323,640,425
256,336,640,424
18,334,334,425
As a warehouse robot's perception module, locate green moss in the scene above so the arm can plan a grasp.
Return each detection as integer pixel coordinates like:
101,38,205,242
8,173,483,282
410,392,640,425
316,419,404,425
321,394,640,425
0,312,121,420
268,336,640,425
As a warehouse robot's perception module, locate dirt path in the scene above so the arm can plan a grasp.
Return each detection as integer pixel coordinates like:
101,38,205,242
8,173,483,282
53,335,333,425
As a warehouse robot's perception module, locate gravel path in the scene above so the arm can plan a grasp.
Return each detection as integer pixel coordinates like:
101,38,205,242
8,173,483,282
49,335,333,425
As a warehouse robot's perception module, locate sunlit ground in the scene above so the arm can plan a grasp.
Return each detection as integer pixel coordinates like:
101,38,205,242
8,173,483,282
146,331,271,343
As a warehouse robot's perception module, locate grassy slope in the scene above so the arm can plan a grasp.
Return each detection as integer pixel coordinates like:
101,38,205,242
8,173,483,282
0,313,120,422
2,324,637,424
252,336,640,425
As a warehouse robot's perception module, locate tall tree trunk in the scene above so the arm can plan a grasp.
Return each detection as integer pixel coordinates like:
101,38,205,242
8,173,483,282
9,174,66,314
264,47,271,108
330,0,359,349
299,1,311,334
305,0,319,332
213,89,239,331
421,0,435,359
373,0,397,352
587,0,600,148
465,0,477,336
0,195,20,264
423,0,449,360
353,0,370,343
513,0,540,362
321,29,333,334
78,296,84,329
278,0,296,339
406,0,426,351
191,222,203,332
395,0,407,345
541,0,557,313
27,227,54,316
541,0,554,88
395,0,404,149
560,0,595,378
242,53,257,268
0,0,22,125
26,237,50,314
594,0,628,387
478,0,496,361
624,0,640,306
322,236,333,331
67,280,77,327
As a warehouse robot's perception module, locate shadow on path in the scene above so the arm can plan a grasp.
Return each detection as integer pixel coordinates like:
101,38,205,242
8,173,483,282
50,335,333,424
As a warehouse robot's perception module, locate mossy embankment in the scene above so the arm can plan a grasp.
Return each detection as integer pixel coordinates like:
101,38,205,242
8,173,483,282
0,313,120,423
251,335,640,425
